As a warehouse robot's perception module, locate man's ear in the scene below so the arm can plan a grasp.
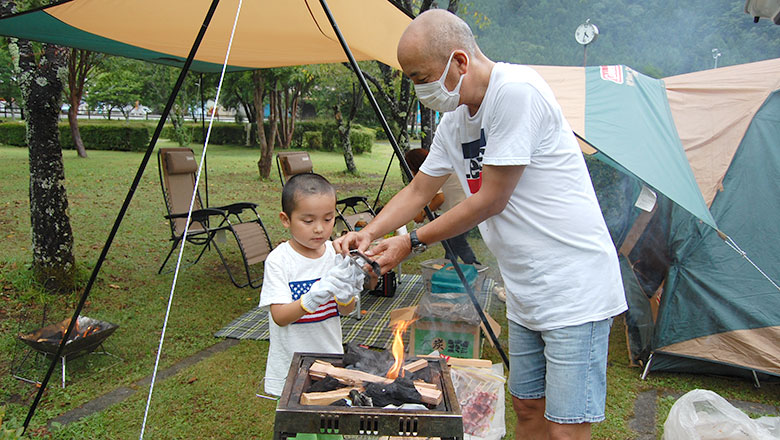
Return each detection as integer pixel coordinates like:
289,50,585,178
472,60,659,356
453,50,469,74
279,211,290,228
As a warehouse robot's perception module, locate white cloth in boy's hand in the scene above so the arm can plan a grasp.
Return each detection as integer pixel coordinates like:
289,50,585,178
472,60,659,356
330,254,365,306
300,270,352,313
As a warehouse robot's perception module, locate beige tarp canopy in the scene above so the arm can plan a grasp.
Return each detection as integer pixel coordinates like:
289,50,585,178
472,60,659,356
0,0,411,71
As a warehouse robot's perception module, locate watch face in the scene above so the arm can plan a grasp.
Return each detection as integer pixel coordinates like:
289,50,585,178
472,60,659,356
575,23,597,45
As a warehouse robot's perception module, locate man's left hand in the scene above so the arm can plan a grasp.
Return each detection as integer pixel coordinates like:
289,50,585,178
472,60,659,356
364,234,411,274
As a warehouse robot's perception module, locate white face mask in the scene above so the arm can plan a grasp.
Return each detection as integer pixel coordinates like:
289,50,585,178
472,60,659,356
414,51,466,113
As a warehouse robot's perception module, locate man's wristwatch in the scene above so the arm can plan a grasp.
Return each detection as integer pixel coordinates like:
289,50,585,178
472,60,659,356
409,230,427,254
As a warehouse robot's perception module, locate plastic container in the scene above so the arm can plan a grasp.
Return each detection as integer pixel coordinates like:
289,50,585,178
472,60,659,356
420,258,488,293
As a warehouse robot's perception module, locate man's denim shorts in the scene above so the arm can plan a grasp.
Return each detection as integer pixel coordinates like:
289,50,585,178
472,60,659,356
507,318,612,424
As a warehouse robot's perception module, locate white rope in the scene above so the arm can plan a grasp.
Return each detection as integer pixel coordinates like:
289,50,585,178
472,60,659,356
722,233,780,293
139,1,244,438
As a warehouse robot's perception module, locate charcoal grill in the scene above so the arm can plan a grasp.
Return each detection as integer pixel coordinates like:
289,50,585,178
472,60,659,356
273,353,463,440
13,316,120,388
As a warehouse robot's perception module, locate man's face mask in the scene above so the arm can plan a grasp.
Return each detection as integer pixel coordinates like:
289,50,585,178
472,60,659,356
414,51,466,113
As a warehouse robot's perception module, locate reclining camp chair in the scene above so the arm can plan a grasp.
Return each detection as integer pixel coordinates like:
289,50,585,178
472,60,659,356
332,195,378,238
276,150,313,185
158,147,273,289
275,150,378,236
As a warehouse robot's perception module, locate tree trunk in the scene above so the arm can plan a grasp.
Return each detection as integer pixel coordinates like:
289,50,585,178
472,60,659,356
68,106,86,157
254,70,277,179
420,107,435,150
334,108,357,174
17,36,76,292
67,48,98,158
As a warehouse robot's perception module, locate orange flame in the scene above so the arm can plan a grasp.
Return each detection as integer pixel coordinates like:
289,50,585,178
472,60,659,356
386,320,412,380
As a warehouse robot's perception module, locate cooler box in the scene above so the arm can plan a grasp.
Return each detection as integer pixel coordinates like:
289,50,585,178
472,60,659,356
431,263,478,294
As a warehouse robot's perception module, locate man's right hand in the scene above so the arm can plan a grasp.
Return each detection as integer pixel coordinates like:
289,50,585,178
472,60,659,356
332,230,373,255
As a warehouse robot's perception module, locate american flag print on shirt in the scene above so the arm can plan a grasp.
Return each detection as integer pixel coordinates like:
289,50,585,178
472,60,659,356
290,278,339,324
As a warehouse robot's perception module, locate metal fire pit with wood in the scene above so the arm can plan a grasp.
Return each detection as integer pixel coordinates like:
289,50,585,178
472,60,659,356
273,353,463,439
13,316,120,388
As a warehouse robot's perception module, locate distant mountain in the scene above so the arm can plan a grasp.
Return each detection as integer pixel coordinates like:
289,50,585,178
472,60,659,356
464,0,780,77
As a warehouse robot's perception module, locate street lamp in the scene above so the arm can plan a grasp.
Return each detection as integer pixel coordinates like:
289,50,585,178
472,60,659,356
712,48,721,69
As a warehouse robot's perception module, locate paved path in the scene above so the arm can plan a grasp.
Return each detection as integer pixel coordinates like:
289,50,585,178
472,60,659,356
48,339,238,428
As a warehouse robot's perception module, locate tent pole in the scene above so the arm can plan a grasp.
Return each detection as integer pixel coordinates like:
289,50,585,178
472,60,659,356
200,72,209,208
372,147,394,212
318,0,510,369
21,0,222,432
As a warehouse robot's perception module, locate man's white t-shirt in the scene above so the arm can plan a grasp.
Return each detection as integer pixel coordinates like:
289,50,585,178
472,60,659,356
259,241,343,396
420,62,627,331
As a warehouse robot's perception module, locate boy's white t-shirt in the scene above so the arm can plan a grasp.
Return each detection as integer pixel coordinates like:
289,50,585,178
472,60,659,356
259,241,343,396
420,62,627,331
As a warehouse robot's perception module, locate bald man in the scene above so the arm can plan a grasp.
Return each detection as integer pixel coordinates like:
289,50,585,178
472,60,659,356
334,9,626,440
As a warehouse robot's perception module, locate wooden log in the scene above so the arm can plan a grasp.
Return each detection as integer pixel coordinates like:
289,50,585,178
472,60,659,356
402,359,428,373
309,360,393,385
414,384,442,406
301,387,361,406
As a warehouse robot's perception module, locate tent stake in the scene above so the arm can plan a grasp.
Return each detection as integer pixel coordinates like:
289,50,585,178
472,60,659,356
21,0,223,433
318,0,510,369
641,353,654,380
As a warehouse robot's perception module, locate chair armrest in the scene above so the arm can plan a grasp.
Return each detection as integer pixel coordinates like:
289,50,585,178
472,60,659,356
165,208,227,223
214,202,258,215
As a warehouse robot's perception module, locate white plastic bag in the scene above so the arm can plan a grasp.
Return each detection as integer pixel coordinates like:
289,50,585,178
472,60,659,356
664,389,780,440
450,364,506,440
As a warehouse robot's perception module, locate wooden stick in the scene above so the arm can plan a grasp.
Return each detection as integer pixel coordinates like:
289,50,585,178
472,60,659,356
419,355,492,369
402,359,428,373
301,387,361,406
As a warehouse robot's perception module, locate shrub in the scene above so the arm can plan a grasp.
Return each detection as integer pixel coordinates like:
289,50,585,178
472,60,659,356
60,124,151,151
303,131,323,150
0,121,27,146
350,126,375,154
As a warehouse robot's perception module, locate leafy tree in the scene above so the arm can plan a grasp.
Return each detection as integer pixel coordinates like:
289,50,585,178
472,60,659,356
0,39,21,119
85,57,142,120
2,0,76,293
253,66,317,179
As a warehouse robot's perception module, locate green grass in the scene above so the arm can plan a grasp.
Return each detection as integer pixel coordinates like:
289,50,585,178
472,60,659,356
1,141,778,439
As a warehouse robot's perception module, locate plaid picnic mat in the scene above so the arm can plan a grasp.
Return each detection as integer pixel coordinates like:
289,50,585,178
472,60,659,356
215,273,501,349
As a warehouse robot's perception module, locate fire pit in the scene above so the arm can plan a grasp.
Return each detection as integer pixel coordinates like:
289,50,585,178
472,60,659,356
273,352,463,440
13,316,119,388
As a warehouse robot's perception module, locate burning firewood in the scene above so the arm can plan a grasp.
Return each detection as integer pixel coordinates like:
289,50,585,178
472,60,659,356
308,360,442,405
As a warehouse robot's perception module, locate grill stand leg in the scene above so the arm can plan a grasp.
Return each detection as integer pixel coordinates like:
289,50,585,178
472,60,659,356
61,356,66,389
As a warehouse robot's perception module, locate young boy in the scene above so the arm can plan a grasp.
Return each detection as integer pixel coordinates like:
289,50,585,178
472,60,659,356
259,173,364,397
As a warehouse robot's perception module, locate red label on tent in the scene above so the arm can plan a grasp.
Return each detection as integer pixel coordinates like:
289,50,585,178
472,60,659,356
600,65,624,84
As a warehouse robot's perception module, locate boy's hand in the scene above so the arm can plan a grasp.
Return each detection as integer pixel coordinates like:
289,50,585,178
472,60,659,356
300,268,352,313
331,255,365,306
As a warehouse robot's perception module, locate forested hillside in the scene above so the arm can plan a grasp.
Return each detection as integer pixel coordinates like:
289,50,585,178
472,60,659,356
465,0,779,77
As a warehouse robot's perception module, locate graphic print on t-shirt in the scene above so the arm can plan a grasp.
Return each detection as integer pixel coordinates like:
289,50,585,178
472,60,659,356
289,278,339,324
462,128,486,194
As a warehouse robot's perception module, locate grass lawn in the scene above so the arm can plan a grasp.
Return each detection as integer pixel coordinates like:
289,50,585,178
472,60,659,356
1,140,778,439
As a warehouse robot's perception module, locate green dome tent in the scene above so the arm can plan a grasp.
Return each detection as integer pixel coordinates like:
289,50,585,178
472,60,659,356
533,59,780,381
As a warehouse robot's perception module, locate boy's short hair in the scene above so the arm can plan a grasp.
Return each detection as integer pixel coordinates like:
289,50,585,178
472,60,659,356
281,172,336,216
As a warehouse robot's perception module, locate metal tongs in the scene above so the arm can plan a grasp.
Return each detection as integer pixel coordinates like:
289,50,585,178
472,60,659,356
348,249,381,290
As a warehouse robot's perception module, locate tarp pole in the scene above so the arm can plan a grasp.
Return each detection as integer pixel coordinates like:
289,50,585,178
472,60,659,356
21,0,222,432
200,72,209,208
318,0,509,369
